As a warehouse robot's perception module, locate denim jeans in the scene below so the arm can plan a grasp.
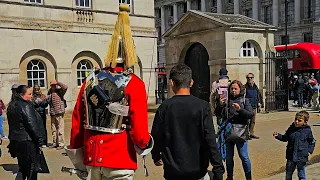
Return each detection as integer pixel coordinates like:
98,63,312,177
297,92,304,107
0,115,5,137
285,160,306,180
226,141,252,180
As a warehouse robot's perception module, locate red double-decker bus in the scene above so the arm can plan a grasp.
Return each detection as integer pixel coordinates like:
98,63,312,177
275,42,320,72
275,42,320,99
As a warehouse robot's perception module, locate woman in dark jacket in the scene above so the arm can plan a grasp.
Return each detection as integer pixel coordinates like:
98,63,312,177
32,84,49,147
215,80,254,180
7,85,46,180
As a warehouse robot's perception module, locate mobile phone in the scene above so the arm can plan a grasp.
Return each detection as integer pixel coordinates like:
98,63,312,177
222,91,228,100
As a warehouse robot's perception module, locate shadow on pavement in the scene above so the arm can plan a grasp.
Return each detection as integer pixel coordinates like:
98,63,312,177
0,164,19,172
268,154,320,176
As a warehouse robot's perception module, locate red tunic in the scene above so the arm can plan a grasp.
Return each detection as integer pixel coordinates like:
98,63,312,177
70,70,150,170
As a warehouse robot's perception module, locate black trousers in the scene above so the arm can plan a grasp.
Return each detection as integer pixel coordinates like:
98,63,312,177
39,113,47,146
16,141,38,180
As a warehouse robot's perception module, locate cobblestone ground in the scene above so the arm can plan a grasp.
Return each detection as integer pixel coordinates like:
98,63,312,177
0,108,319,180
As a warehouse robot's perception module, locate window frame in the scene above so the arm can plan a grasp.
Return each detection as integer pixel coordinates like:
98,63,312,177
24,0,43,4
26,60,47,88
76,60,93,87
75,0,92,9
239,41,258,58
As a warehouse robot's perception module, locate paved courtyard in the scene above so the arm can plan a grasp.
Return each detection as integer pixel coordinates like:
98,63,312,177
0,109,320,180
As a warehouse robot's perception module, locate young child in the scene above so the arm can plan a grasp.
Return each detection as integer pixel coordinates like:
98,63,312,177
151,64,225,180
273,111,316,180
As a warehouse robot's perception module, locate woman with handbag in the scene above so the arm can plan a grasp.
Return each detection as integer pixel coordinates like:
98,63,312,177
215,80,254,180
7,85,48,180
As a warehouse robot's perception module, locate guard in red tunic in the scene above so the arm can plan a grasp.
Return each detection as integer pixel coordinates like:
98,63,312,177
64,4,153,180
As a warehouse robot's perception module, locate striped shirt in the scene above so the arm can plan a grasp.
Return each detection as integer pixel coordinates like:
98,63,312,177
48,82,68,116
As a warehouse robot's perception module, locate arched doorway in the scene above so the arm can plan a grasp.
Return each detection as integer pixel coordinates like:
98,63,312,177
184,43,210,101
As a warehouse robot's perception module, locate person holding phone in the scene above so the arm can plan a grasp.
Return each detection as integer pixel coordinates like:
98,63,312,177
215,80,254,180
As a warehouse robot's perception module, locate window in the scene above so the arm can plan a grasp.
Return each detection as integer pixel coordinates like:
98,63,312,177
198,0,201,10
77,60,93,86
281,35,289,45
76,0,91,8
212,0,217,6
184,2,187,13
119,0,133,13
287,2,294,23
244,8,252,18
239,41,258,58
263,6,272,24
305,0,313,19
157,27,162,42
24,0,42,4
27,60,46,88
156,9,161,18
303,33,313,42
169,6,173,16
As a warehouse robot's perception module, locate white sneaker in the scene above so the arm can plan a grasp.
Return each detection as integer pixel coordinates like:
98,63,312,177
42,145,47,148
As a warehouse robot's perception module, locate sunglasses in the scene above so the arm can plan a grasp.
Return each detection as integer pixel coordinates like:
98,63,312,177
246,77,254,79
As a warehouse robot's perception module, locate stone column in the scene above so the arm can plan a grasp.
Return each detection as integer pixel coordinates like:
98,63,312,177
201,0,206,12
187,0,191,11
173,3,178,23
234,0,240,14
160,6,165,43
294,0,301,24
272,0,279,26
217,0,222,13
252,0,259,20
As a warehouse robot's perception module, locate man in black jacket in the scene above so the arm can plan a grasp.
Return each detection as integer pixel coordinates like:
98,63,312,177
151,64,224,180
245,73,263,140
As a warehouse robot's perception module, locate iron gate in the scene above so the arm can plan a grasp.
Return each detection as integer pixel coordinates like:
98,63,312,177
265,51,289,112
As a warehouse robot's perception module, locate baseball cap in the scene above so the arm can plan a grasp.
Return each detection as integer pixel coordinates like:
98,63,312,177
219,68,228,75
11,84,20,90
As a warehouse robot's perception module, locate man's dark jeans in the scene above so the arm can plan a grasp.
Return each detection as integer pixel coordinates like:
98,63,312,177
297,92,304,107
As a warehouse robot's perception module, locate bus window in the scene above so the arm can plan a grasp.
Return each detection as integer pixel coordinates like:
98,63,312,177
295,50,300,58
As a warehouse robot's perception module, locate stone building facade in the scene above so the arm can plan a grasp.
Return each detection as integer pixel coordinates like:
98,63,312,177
0,0,157,109
155,0,320,69
163,11,276,100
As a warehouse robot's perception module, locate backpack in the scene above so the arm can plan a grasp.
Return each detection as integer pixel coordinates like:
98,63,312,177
210,78,231,114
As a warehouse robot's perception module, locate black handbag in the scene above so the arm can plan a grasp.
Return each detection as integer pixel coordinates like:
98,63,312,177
225,95,249,143
225,124,249,143
33,149,50,174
